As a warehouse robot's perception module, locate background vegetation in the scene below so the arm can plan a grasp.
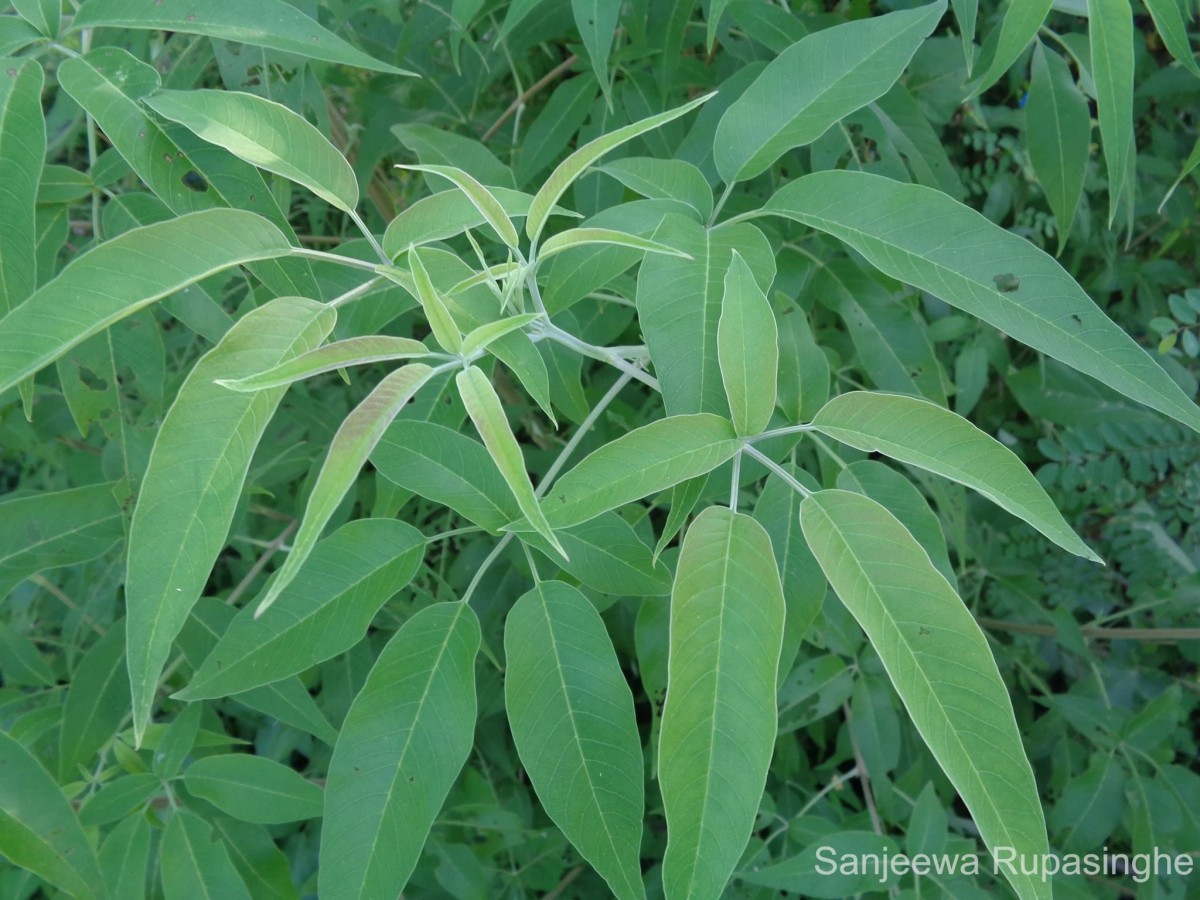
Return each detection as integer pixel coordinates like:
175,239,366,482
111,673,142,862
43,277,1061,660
1,0,1198,898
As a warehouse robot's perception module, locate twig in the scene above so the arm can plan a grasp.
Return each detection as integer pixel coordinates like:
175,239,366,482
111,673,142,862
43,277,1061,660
30,574,106,636
482,54,580,142
976,618,1200,642
226,520,298,607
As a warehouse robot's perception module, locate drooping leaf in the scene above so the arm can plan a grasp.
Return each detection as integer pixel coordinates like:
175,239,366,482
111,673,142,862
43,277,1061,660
1086,0,1135,226
637,215,775,417
1143,0,1200,80
145,89,360,213
812,391,1099,560
1025,43,1090,253
457,365,567,556
255,364,434,618
758,171,1200,432
126,296,335,746
0,483,124,601
713,0,946,182
659,507,785,899
73,0,410,74
967,0,1053,96
542,414,742,528
320,602,480,900
505,581,646,899
395,163,520,249
217,336,431,392
160,810,251,900
718,251,778,436
59,624,128,781
0,208,295,396
184,754,324,824
0,730,107,900
526,90,715,244
799,489,1051,900
178,519,425,700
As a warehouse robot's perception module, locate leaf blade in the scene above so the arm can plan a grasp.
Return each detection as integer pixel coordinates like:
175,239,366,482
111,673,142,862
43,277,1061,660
718,251,778,435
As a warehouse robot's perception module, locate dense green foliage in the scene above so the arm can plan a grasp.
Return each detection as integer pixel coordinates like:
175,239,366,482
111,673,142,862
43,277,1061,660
1,1,1199,898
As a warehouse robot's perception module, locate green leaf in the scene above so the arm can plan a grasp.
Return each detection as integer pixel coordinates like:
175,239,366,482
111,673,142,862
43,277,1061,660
0,208,294,396
799,489,1051,900
596,157,713,220
0,483,123,600
404,249,463,354
160,810,251,900
538,226,692,261
573,0,621,102
11,0,59,36
0,730,107,900
0,59,44,336
392,123,515,189
713,0,946,182
395,163,520,249
145,89,359,213
126,296,335,746
812,391,1099,561
758,171,1200,433
706,0,733,51
967,0,1053,96
216,336,431,392
98,815,151,900
718,251,778,436
460,313,541,358
255,364,435,618
80,774,161,828
654,474,708,562
659,507,785,899
1049,752,1127,851
73,0,410,75
178,519,425,700
184,754,324,824
637,215,775,417
59,624,128,781
775,295,830,422
457,365,567,556
526,91,715,245
951,0,978,72
1143,0,1200,80
505,581,646,899
526,512,674,596
373,420,518,532
320,602,480,900
1026,43,1090,253
208,818,298,900
0,16,43,55
515,75,597,187
1087,0,1135,227
543,414,742,528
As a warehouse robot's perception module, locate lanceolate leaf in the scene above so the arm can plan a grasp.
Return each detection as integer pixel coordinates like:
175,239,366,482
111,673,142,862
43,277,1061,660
596,157,713,219
406,249,463,354
505,581,646,899
1087,0,1135,227
526,90,715,244
718,251,778,436
0,208,293,396
183,755,324,824
0,730,107,900
537,227,692,261
255,364,435,618
526,512,674,596
758,171,1200,433
799,490,1051,900
395,163,520,249
967,0,1053,96
812,391,1099,560
0,58,44,330
320,602,480,900
217,336,431,392
160,810,251,900
146,89,360,213
1143,0,1200,80
543,414,742,528
126,296,335,746
573,0,621,101
59,624,128,781
457,365,568,556
460,313,541,358
1026,43,1090,253
713,0,945,183
178,519,425,700
659,508,785,899
73,0,410,75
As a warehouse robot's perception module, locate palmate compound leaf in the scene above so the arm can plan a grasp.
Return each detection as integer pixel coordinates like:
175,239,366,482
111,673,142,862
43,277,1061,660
254,364,436,618
72,0,410,75
178,519,425,700
713,0,946,183
145,89,360,214
0,730,108,900
811,391,1100,561
757,171,1200,433
320,601,480,900
0,208,295,397
126,296,336,747
799,490,1051,900
505,581,646,900
659,507,785,900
